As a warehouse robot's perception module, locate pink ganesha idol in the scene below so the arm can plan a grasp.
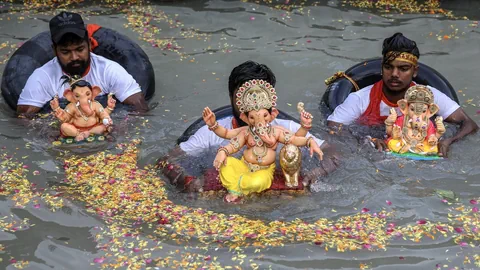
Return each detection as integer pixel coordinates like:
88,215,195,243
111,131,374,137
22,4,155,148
385,84,446,155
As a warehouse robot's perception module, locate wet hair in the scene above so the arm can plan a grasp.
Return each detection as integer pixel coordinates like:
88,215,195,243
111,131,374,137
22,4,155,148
53,32,89,47
228,61,276,99
382,33,420,64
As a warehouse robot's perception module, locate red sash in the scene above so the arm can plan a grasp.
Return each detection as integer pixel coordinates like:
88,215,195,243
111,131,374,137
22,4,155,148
358,80,414,126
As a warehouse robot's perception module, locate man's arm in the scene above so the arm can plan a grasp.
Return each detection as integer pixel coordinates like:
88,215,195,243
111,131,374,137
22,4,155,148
16,105,42,118
439,108,478,157
122,92,149,113
105,61,149,113
16,69,53,118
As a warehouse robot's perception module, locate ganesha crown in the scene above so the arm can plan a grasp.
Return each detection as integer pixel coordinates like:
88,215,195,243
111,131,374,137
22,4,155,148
405,85,434,104
235,79,277,113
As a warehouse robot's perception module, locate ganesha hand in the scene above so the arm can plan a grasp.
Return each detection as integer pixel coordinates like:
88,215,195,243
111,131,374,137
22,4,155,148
385,108,397,125
102,117,113,126
50,95,60,112
428,135,438,146
213,150,227,170
107,94,116,110
392,125,402,139
308,140,324,160
202,107,217,127
435,116,446,135
300,111,313,129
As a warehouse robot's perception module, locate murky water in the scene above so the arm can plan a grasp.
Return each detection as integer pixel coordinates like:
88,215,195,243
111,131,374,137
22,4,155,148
0,0,479,269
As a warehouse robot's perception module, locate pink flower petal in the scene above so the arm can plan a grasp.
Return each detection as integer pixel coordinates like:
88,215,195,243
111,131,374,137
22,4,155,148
470,199,478,205
472,227,478,233
441,199,448,203
34,204,40,209
145,258,152,264
416,220,427,225
204,255,211,261
386,200,392,206
459,242,468,247
363,244,372,249
93,257,105,263
250,16,255,21
473,207,478,213
361,208,370,213
454,227,463,233
133,247,141,252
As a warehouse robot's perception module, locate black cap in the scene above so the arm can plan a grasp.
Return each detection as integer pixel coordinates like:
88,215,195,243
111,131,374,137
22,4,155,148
49,11,87,44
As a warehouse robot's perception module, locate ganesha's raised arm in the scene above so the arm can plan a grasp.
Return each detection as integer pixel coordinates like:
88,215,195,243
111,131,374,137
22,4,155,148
202,106,246,139
50,96,73,123
277,130,324,160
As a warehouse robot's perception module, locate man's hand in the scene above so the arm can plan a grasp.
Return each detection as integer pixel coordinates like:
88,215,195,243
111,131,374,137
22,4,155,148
373,138,388,152
202,107,216,127
122,92,149,113
438,138,453,157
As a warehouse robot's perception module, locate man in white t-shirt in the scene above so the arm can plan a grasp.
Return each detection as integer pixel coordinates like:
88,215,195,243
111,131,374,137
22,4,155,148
17,11,149,115
327,33,477,157
159,61,338,192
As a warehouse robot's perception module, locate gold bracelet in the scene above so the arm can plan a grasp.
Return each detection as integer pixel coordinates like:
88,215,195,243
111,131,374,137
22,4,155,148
217,146,230,156
384,120,394,126
107,107,114,111
301,123,312,129
208,121,219,131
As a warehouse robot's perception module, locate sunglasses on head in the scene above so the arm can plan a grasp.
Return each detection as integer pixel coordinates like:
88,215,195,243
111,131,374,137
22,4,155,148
71,80,92,90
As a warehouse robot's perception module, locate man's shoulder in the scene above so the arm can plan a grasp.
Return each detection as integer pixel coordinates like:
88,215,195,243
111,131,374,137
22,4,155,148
353,84,374,96
90,53,119,67
30,58,60,81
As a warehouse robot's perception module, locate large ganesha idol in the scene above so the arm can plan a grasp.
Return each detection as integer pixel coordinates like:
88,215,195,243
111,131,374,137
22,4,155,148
205,79,324,203
385,85,446,156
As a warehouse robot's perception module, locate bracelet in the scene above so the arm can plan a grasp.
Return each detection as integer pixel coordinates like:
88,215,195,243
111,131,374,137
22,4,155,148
208,121,219,131
306,136,314,148
384,120,394,126
217,146,230,156
301,123,312,130
107,107,114,111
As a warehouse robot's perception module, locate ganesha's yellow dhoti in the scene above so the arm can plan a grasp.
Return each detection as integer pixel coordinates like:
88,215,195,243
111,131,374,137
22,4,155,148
387,138,438,154
219,157,275,195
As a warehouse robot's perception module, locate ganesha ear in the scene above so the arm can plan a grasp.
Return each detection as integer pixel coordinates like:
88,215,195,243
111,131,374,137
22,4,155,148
239,112,249,124
63,89,75,103
428,103,439,117
397,99,408,115
91,86,102,100
271,107,279,119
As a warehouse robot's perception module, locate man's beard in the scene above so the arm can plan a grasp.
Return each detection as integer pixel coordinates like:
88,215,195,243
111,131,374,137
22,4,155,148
60,56,90,76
